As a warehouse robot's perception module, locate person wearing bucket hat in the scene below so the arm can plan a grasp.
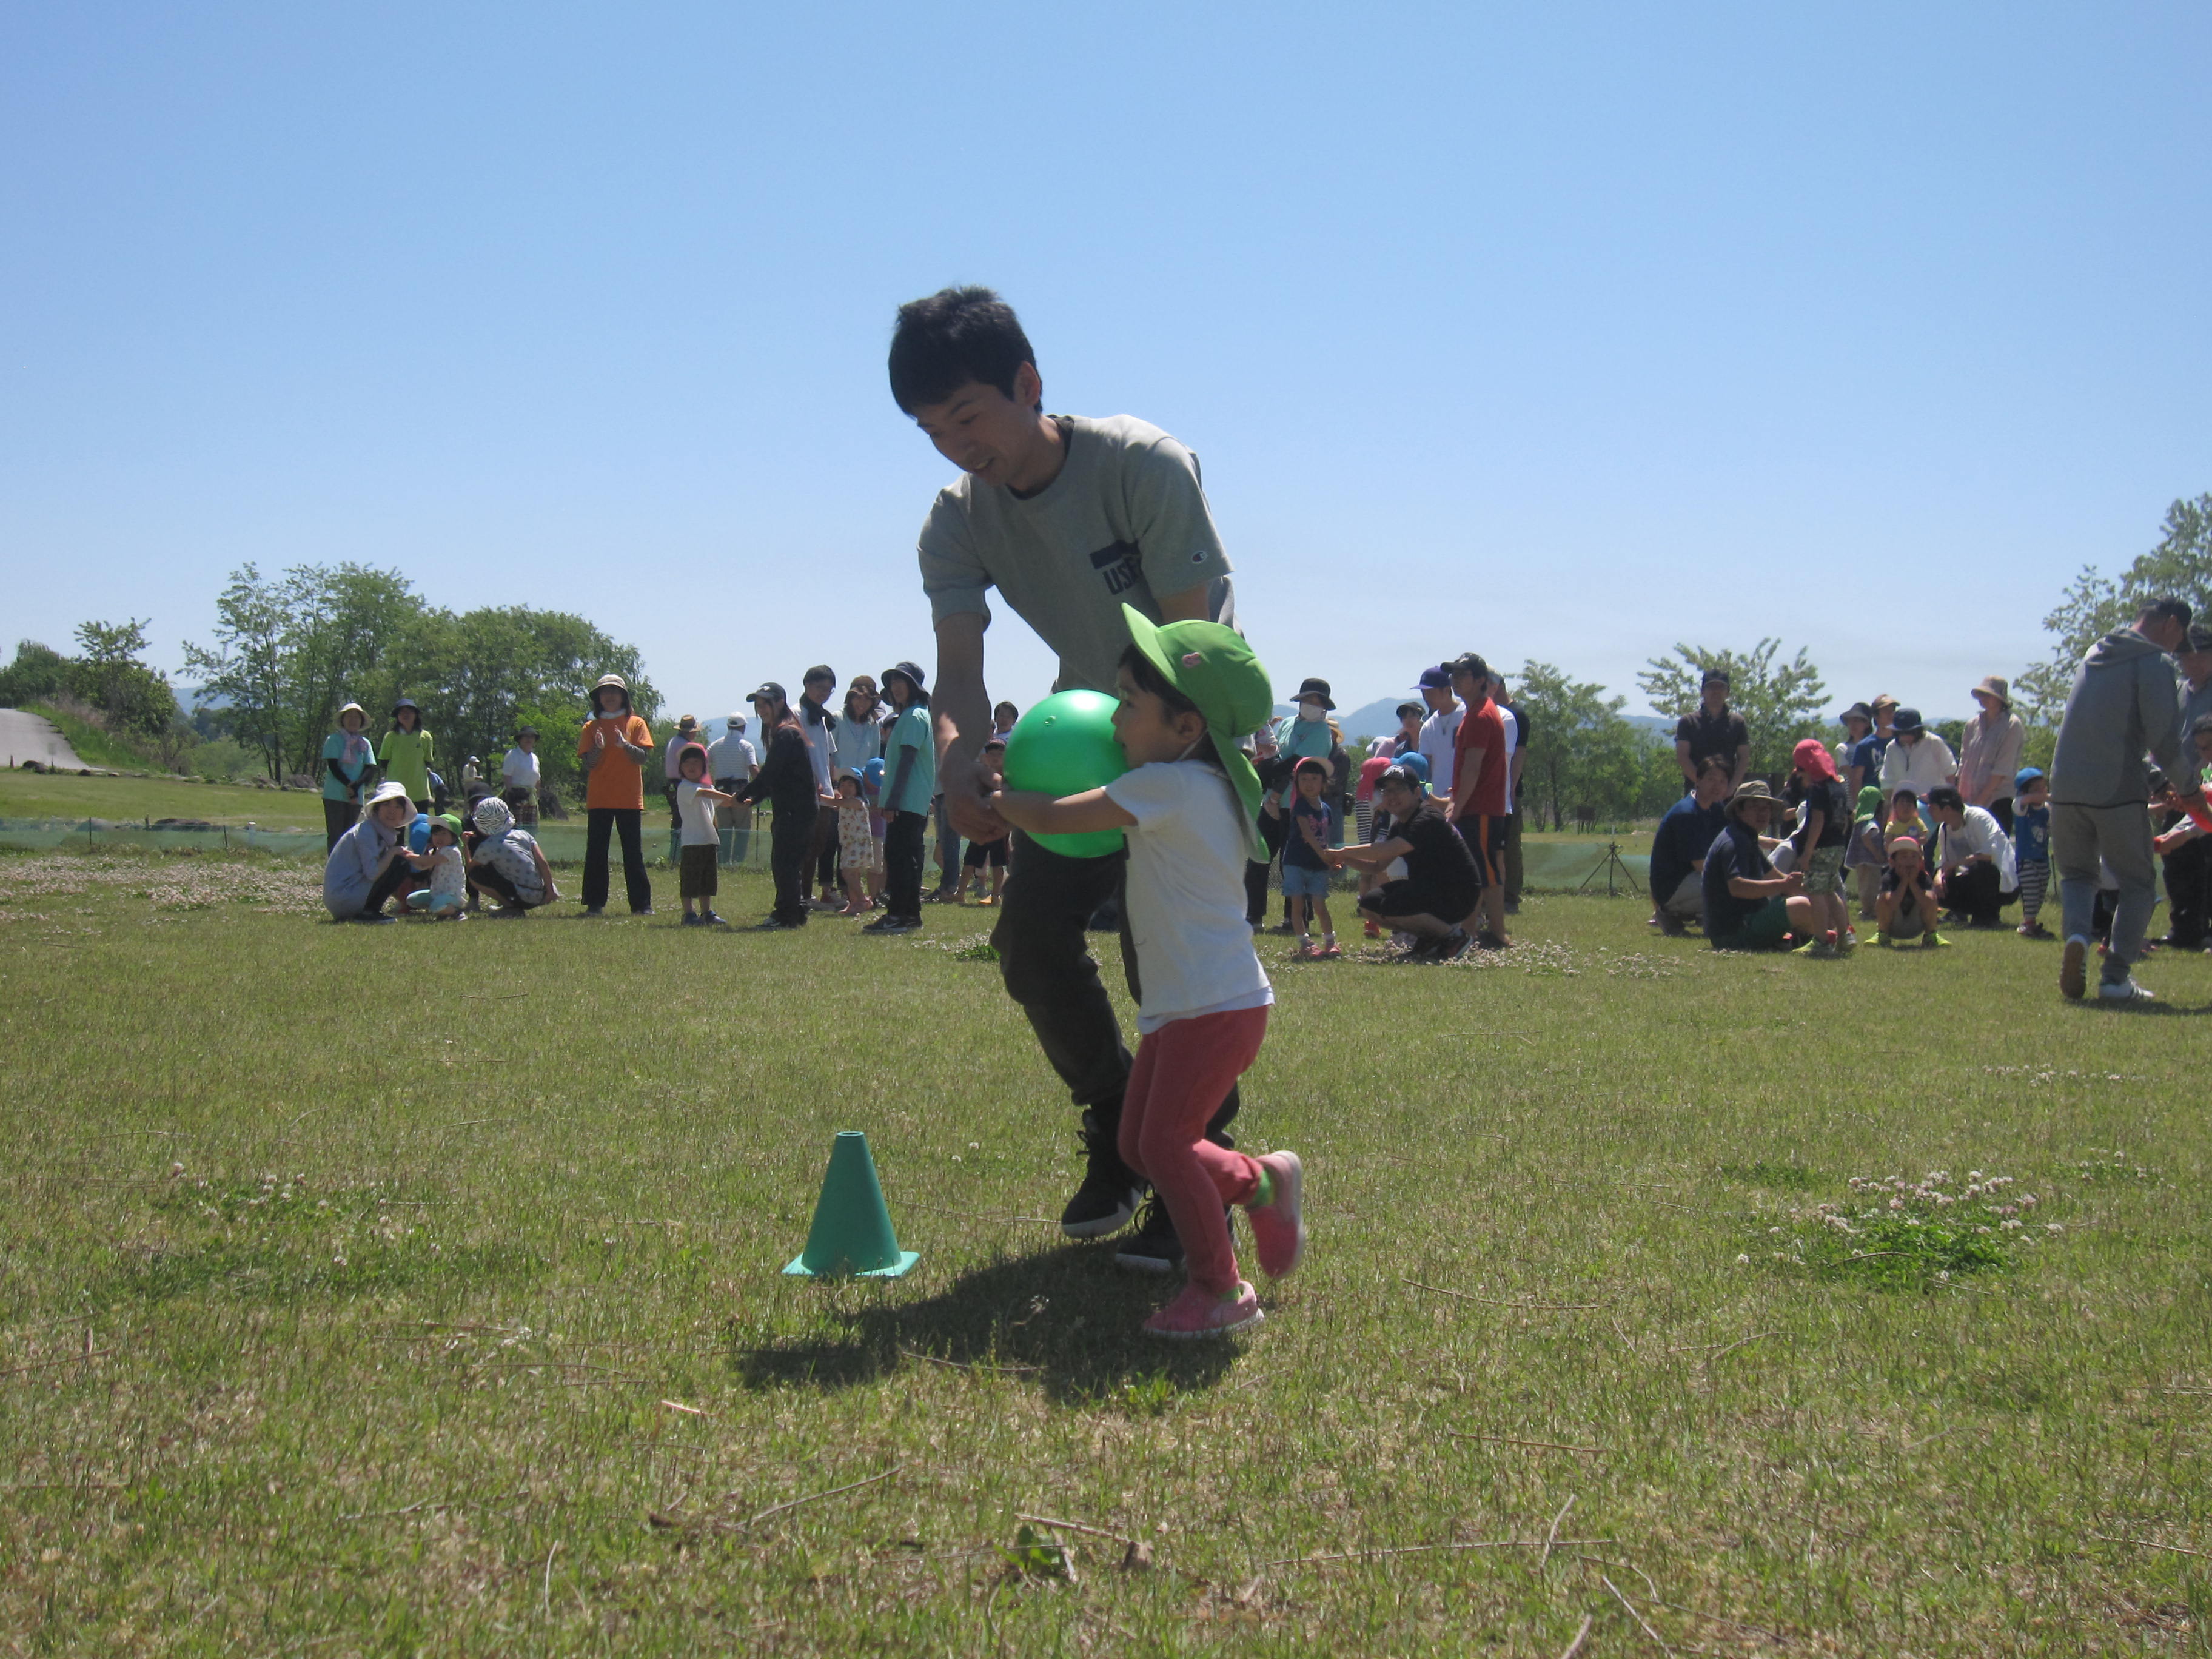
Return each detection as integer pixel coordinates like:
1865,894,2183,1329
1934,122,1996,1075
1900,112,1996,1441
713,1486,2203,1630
1699,779,1815,951
992,606,1301,1338
1837,702,1880,799
662,716,703,863
320,702,378,851
322,780,418,922
1674,669,1749,793
379,697,435,814
466,794,554,915
1282,677,1336,760
577,674,655,916
1877,706,1956,801
1958,677,2026,831
889,287,1245,1254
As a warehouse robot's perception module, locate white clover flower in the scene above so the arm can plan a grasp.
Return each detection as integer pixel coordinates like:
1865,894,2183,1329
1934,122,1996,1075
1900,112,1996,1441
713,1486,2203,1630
2046,1224,2063,1233
1889,1197,1905,1210
1736,1254,1751,1265
1976,1226,1992,1235
2002,1219,2023,1231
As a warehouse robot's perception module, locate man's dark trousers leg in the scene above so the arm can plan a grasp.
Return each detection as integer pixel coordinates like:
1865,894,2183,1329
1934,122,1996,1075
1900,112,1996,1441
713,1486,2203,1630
1945,860,2008,925
2162,832,2210,947
993,832,1237,1228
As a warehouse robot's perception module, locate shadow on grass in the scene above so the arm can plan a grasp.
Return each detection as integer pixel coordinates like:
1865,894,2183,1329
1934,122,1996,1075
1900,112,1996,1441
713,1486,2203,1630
734,1245,1241,1406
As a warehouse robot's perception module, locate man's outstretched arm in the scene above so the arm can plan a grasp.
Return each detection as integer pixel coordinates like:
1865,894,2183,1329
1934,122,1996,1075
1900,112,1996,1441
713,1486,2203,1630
933,612,1006,840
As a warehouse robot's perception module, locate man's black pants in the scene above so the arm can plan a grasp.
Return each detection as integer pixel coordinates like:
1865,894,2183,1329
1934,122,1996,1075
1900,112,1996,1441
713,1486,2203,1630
583,808,652,912
991,832,1236,1191
1939,860,2013,925
883,809,928,919
2162,829,2210,947
768,801,815,925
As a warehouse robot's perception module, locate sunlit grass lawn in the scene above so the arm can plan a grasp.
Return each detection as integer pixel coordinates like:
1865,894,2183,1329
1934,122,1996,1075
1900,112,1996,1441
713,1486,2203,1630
0,769,326,830
3,844,2210,1655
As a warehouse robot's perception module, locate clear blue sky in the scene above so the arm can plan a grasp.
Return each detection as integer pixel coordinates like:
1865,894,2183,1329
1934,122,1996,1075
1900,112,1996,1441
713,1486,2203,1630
5,4,2208,729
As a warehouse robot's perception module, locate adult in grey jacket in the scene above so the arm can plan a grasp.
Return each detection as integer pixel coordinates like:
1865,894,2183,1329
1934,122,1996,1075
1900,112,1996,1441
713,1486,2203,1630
2048,598,2204,999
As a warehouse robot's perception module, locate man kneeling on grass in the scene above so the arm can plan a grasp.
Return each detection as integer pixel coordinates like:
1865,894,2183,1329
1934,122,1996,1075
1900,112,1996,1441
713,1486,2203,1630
1322,764,1481,960
1700,779,1815,951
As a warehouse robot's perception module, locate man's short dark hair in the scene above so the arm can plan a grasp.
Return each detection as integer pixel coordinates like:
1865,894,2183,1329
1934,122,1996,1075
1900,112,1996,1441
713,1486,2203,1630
1926,785,1965,814
1696,754,1732,780
500,785,531,808
889,287,1037,414
1891,787,1919,806
803,665,836,686
1450,652,1490,685
2142,597,2194,631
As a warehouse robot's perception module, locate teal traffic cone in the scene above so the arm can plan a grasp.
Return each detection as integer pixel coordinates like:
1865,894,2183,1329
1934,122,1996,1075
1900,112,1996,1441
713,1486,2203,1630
783,1131,919,1279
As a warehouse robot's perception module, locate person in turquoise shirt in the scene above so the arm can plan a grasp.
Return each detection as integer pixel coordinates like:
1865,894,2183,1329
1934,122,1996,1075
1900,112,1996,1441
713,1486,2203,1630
380,697,435,809
866,661,937,934
320,702,379,851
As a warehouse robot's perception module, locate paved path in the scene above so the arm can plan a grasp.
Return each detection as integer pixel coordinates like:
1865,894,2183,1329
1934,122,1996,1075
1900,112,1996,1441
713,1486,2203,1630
0,707,92,771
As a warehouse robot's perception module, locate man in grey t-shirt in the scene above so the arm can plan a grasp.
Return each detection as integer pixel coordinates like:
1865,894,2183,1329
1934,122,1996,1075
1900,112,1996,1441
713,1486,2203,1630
890,285,1240,1273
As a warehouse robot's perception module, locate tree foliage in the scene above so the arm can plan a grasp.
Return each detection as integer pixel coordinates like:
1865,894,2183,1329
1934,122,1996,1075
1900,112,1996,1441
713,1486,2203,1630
2016,494,2212,726
184,563,657,787
1636,638,1829,779
1514,662,1680,828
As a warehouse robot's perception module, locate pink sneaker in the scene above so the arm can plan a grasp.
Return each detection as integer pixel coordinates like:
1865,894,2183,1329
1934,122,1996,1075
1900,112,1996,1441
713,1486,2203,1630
1246,1151,1305,1278
1142,1281,1263,1340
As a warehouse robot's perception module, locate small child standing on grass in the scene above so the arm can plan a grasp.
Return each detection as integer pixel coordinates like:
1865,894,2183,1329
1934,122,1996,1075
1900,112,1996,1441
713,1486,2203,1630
402,814,469,920
992,606,1305,1341
833,769,879,916
1843,785,1886,920
1267,756,1340,959
960,737,1011,905
674,743,731,927
2013,767,2053,937
1789,739,1852,956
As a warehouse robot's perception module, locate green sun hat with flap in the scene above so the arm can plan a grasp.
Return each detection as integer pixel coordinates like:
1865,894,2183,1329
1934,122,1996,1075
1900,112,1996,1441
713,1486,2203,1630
1119,603,1273,839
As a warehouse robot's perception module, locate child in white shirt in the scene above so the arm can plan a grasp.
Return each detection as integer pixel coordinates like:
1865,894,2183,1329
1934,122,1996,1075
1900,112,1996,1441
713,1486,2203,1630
993,606,1305,1342
403,814,468,920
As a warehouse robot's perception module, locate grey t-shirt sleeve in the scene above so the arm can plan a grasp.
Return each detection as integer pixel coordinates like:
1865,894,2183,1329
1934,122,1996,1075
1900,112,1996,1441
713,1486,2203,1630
917,489,994,626
1118,429,1233,603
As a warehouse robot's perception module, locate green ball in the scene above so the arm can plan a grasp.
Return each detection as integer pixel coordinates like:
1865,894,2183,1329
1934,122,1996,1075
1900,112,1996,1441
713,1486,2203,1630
1001,689,1130,858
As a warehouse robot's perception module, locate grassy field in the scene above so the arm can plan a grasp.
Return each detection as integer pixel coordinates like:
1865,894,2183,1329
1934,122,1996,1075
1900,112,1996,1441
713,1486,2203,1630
0,768,327,831
3,842,2209,1655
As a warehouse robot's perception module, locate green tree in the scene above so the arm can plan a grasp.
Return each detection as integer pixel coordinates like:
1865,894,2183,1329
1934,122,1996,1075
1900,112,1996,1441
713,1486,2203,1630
2016,494,2212,725
1514,662,1667,828
1636,638,1828,779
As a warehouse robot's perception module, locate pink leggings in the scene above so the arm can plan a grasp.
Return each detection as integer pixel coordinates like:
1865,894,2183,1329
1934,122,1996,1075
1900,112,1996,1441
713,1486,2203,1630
1118,1005,1269,1295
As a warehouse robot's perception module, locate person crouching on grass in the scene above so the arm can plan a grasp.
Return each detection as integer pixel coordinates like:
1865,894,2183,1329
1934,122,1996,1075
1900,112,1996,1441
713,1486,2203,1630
323,780,418,923
1324,762,1481,960
672,742,731,926
991,608,1305,1341
466,796,555,916
1877,833,1948,947
1700,779,1816,952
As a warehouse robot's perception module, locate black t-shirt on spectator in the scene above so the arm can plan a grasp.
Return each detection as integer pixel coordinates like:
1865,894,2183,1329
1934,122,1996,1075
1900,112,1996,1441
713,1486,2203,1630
1394,798,1480,913
1675,706,1749,771
1794,778,1849,850
1701,819,1772,940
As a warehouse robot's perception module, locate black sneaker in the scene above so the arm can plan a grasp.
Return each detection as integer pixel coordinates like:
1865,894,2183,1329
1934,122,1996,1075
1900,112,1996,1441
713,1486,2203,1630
1061,1110,1139,1239
753,915,803,931
1114,1196,1183,1273
1433,927,1473,961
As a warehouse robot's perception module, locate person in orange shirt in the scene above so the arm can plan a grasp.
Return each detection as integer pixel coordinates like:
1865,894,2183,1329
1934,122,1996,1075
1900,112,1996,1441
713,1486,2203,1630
577,673,655,916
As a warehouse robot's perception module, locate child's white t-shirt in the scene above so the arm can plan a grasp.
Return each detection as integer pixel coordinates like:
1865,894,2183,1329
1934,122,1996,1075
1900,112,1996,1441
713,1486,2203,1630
676,781,719,846
1103,759,1273,1035
426,844,466,907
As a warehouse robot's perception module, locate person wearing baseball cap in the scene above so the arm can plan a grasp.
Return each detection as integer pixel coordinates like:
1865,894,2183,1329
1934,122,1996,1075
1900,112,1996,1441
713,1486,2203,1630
1674,668,1749,794
1325,759,1483,961
1699,779,1816,951
736,682,817,928
865,662,936,933
1959,677,2026,833
1413,665,1464,797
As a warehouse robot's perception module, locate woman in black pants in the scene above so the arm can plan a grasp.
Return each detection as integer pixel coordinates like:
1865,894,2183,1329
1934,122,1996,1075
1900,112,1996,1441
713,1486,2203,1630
740,682,818,930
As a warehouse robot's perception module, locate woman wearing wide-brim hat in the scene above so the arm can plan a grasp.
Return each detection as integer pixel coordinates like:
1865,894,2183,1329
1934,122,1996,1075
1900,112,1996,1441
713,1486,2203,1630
320,702,378,852
577,674,656,916
1958,675,2026,832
